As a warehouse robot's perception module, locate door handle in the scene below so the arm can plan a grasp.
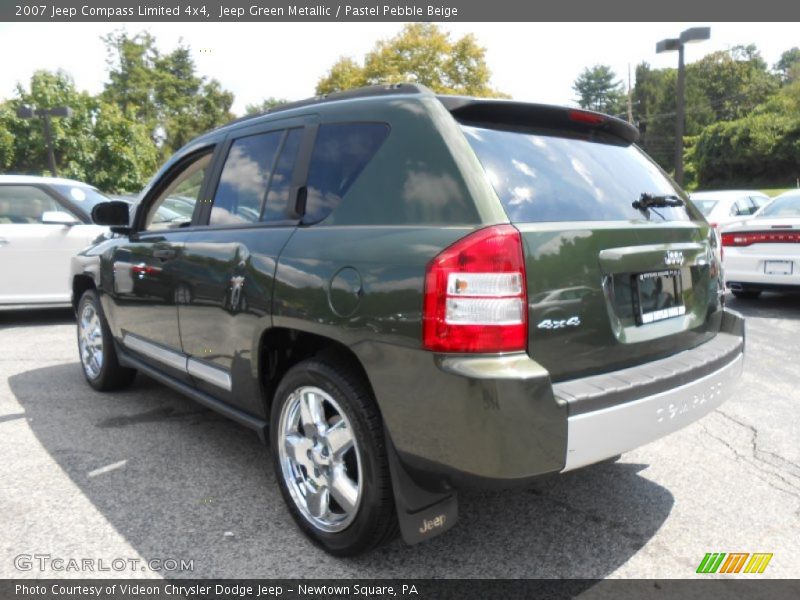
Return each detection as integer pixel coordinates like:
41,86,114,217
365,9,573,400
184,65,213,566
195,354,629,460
0,238,9,246
153,248,176,261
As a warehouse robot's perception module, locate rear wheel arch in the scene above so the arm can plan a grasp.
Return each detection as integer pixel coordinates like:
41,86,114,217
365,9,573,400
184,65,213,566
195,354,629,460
257,328,376,425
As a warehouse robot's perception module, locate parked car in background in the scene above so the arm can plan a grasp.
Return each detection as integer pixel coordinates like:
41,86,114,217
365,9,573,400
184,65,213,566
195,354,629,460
113,193,196,228
721,189,800,299
0,175,110,309
690,190,771,231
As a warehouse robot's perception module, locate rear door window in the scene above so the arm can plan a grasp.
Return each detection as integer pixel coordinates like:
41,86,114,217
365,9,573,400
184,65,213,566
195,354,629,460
303,122,390,224
211,131,283,226
262,128,303,222
462,125,694,223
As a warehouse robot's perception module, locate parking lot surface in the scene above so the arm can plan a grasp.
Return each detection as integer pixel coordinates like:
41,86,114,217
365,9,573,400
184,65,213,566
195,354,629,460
1,294,799,579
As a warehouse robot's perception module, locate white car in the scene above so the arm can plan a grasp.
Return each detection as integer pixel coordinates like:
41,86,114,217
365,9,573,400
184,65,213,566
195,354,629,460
721,190,800,299
0,175,112,309
690,190,772,230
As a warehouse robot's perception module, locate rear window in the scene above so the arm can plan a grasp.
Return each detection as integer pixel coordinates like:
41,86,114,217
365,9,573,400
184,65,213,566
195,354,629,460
303,122,389,224
462,125,694,223
692,199,717,216
758,195,800,218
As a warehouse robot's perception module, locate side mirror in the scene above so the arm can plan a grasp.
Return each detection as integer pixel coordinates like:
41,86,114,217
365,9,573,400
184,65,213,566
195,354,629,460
41,211,79,226
91,201,131,229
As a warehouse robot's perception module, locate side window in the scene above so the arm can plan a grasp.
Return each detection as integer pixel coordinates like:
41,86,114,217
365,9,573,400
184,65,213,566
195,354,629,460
262,128,303,222
210,131,282,226
730,199,750,217
0,186,74,224
145,151,213,231
304,122,389,224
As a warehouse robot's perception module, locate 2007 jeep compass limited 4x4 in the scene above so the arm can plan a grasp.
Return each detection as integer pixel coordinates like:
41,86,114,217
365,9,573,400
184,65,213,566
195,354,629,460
73,83,744,555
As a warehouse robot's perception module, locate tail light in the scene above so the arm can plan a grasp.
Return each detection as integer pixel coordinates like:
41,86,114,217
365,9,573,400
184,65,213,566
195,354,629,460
423,224,527,353
721,231,800,247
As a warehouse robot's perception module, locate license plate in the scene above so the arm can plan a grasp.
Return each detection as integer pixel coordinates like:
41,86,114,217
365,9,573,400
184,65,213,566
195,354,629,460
634,269,686,325
764,260,793,275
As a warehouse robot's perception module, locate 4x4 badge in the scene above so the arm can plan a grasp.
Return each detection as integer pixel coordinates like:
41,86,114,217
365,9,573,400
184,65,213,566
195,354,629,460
537,316,581,330
665,250,685,266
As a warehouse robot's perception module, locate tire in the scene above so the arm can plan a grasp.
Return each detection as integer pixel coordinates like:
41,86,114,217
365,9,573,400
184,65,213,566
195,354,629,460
76,290,136,391
731,289,761,300
270,358,397,556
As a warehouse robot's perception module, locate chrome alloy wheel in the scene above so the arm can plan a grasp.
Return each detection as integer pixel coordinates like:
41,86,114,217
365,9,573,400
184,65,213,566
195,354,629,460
78,303,104,380
278,386,363,532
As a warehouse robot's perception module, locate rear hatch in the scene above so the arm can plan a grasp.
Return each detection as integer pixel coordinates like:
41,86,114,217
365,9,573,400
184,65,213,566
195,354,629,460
446,99,722,380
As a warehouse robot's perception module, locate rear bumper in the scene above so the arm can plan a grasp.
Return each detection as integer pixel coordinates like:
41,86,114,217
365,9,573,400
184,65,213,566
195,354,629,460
362,309,745,487
724,247,800,288
558,308,745,472
561,336,743,471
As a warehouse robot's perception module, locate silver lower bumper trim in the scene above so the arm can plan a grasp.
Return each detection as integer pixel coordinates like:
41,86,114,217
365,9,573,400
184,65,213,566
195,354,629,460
562,351,744,472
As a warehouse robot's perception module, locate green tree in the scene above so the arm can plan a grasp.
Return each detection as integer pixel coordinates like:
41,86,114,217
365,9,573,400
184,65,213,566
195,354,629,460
688,45,778,123
316,24,506,97
0,70,158,192
90,102,159,193
572,65,626,115
101,31,234,157
245,97,289,115
689,81,800,187
775,47,800,83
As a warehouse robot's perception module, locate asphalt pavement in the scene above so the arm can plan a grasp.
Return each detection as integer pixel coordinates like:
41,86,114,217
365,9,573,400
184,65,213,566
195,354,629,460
1,294,799,579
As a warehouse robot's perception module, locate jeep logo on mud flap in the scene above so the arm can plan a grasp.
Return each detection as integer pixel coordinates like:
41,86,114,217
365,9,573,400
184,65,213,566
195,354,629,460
664,250,685,266
537,316,581,330
419,514,446,535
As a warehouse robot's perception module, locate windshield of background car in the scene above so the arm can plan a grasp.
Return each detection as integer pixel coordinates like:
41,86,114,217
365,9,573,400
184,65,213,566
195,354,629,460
692,199,718,216
758,195,800,218
461,125,696,223
51,184,112,215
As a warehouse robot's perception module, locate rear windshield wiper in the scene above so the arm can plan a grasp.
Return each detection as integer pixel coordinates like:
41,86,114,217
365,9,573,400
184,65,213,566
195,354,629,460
632,193,685,211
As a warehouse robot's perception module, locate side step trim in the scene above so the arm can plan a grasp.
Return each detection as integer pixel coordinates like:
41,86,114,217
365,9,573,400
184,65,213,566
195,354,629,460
187,358,232,392
122,333,187,373
117,346,267,442
122,333,233,392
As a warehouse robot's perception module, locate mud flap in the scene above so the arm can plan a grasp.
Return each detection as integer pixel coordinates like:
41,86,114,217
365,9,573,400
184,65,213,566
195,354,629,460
385,432,458,545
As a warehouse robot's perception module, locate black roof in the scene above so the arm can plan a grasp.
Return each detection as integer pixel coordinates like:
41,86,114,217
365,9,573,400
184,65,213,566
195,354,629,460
205,83,639,144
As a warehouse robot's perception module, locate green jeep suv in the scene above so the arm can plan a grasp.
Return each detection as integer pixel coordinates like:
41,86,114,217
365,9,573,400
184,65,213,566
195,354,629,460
72,84,745,555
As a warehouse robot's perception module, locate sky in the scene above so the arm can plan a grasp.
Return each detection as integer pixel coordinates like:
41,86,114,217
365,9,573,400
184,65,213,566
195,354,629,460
0,22,796,115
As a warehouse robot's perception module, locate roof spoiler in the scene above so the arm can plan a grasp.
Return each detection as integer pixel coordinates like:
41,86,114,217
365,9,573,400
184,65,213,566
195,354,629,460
438,96,639,145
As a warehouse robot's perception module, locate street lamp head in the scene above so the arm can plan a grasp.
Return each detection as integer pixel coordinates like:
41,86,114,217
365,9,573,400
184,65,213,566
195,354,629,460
656,38,680,54
48,106,73,118
680,27,711,44
16,106,34,119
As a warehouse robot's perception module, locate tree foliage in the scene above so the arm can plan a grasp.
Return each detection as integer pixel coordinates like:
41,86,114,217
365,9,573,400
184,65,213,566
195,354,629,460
0,32,234,192
0,70,158,192
102,31,234,157
572,65,627,116
775,47,800,83
629,45,781,179
689,81,800,186
316,24,506,97
244,97,289,115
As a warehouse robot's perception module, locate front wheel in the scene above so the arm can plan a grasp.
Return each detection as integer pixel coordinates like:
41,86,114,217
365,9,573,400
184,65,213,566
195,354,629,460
77,290,136,391
270,359,397,556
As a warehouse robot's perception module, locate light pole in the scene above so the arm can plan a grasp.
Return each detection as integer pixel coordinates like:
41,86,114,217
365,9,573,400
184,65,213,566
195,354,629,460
16,105,73,177
656,26,710,186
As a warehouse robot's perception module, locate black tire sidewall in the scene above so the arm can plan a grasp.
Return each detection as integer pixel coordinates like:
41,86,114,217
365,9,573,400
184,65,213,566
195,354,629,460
269,360,390,556
77,290,131,390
